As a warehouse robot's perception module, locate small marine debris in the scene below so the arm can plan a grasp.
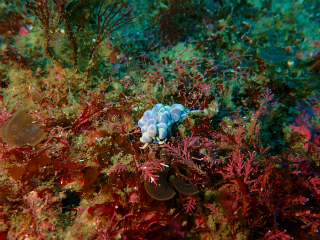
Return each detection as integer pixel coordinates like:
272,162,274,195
1,109,46,147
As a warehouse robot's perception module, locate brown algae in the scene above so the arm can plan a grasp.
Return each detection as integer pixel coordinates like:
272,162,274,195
1,110,46,147
172,177,199,196
257,46,292,63
144,169,176,201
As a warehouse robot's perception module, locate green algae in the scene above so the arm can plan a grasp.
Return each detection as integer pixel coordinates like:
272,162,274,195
257,46,292,63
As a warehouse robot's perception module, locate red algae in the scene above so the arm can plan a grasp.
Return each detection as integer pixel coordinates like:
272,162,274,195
10,149,52,181
1,110,45,147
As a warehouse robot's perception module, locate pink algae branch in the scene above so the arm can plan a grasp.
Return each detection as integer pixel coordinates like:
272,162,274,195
138,158,165,185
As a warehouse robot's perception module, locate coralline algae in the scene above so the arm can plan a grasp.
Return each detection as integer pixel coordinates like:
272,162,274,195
138,104,190,145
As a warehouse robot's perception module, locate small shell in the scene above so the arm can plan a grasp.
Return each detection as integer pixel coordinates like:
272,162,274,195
170,113,180,122
140,132,152,143
146,118,157,128
138,119,145,128
147,124,157,138
158,128,167,140
152,104,164,112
